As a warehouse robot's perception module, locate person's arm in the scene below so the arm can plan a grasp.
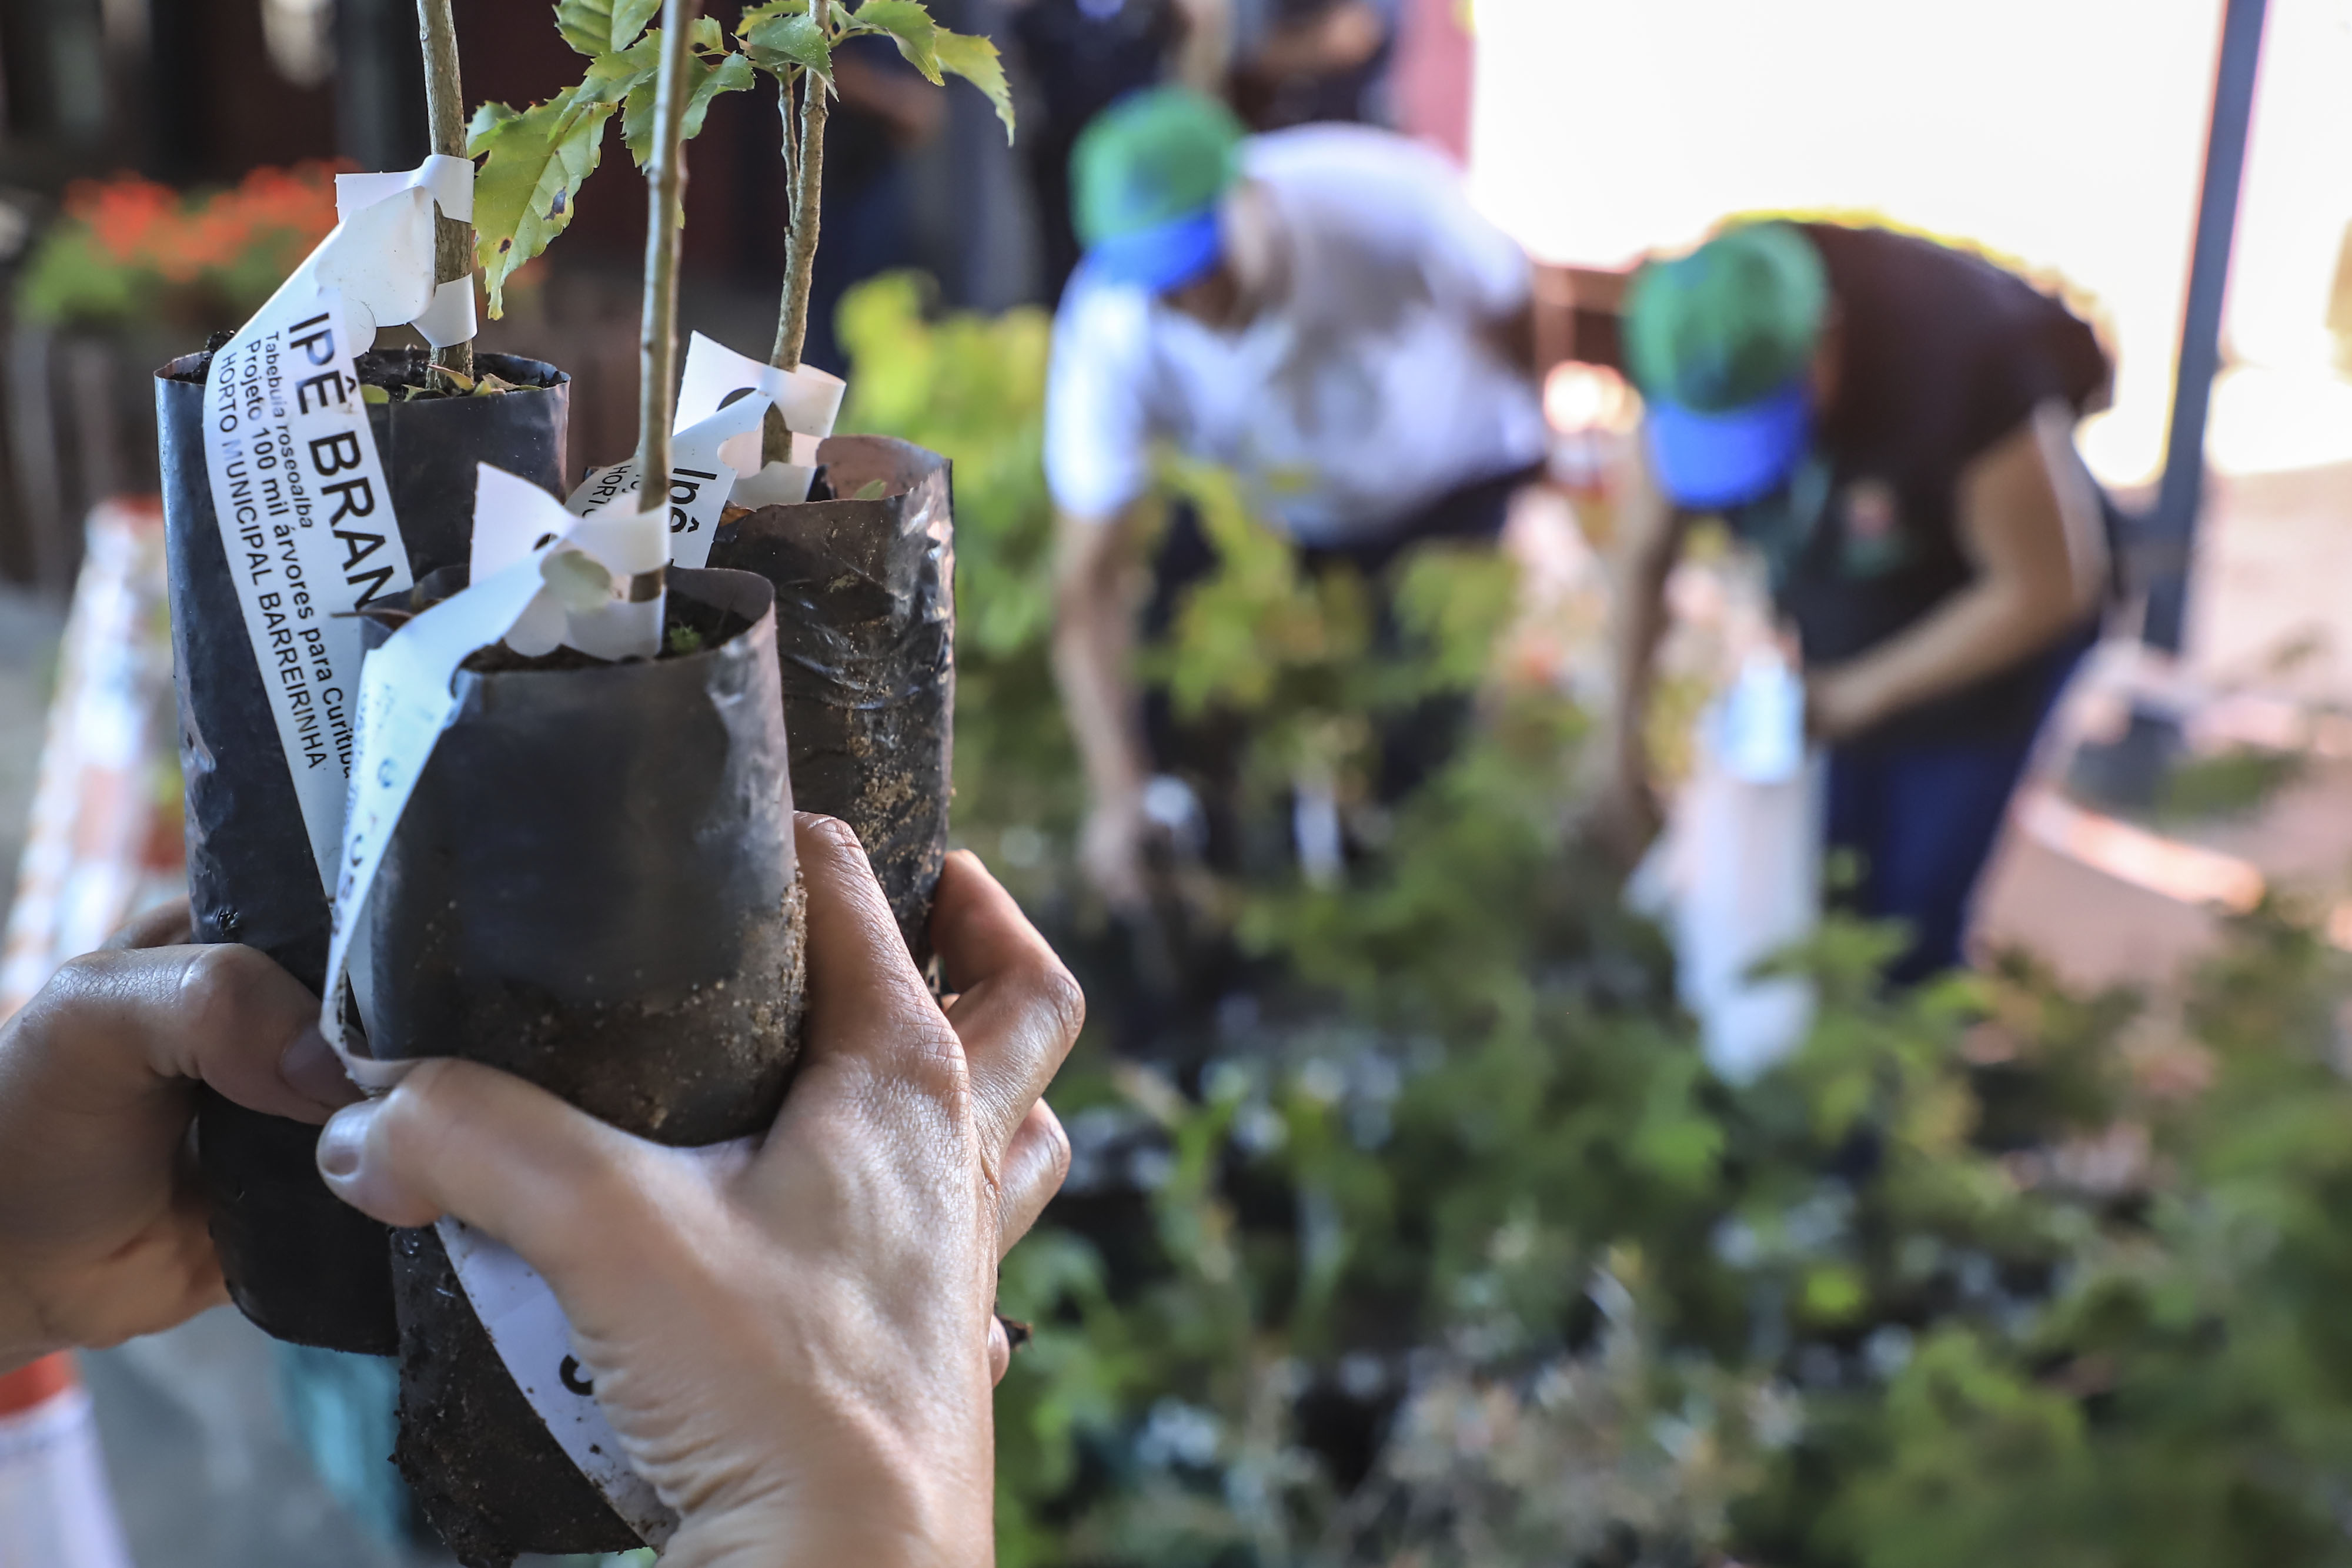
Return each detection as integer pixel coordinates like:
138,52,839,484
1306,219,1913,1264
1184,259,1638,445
1170,0,1235,96
1245,0,1387,76
832,48,946,148
1053,504,1157,909
1597,439,1690,864
1805,399,2104,741
1044,283,1161,907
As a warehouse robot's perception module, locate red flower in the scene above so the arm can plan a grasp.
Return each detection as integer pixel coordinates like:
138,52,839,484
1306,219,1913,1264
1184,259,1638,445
58,161,352,287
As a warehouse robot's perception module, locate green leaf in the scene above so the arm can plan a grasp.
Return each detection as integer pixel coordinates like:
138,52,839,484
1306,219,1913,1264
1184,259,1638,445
560,38,661,132
934,28,1014,141
466,99,521,145
555,0,662,55
566,22,735,136
620,45,756,166
740,4,831,79
470,92,620,317
847,0,941,82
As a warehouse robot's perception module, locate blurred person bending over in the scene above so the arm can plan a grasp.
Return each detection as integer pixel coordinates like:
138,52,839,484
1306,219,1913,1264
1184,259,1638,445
1603,222,2114,984
1048,87,1545,907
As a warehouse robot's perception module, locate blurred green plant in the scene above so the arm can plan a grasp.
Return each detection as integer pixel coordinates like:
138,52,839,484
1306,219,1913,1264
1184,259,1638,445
836,272,1080,905
2151,743,2303,825
838,273,2352,1568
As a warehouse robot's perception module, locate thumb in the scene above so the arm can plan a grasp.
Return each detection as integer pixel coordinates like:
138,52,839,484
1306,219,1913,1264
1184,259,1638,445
9,943,351,1123
316,1058,674,1289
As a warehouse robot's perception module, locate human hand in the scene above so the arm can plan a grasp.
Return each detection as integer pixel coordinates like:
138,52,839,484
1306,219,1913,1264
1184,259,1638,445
1254,0,1387,75
1081,786,1157,912
1589,770,1665,873
0,902,355,1372
315,817,1083,1568
1585,724,1664,872
834,53,947,148
1305,0,1388,70
1804,668,1875,744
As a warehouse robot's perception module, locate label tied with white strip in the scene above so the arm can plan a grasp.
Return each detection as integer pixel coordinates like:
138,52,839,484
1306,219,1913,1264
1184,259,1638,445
201,153,475,887
677,332,844,510
564,333,843,568
318,462,687,1544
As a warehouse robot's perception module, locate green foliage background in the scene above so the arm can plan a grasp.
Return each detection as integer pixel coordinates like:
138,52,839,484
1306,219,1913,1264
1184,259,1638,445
839,275,2352,1567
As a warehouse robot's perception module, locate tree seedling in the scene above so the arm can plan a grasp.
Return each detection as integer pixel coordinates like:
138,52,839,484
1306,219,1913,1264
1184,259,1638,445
469,1,1013,464
634,0,699,608
737,0,1012,462
469,1,754,320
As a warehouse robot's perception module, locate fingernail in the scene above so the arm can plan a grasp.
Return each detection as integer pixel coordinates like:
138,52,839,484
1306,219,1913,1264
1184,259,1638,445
316,1100,379,1185
280,1025,359,1110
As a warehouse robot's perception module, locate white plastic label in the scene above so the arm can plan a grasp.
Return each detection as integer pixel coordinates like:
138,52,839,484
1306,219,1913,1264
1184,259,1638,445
676,331,844,436
413,277,479,349
567,390,773,570
435,1131,757,1547
436,1218,680,1547
478,464,669,659
681,332,843,511
562,332,844,562
200,155,473,888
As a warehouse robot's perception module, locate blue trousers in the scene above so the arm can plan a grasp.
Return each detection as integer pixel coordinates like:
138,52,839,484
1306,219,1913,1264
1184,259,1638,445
1824,636,2088,985
1825,737,2039,985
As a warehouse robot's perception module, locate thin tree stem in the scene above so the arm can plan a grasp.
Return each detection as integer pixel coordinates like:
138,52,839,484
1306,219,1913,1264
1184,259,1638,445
777,76,798,224
418,0,474,383
770,11,830,373
639,0,699,510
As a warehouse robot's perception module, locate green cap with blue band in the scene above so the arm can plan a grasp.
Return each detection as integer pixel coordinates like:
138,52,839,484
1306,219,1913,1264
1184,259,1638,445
1625,223,1829,508
1071,88,1245,292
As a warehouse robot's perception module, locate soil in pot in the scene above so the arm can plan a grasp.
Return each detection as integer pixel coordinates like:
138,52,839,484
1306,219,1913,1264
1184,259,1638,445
368,566,803,1564
158,347,569,1354
710,433,954,969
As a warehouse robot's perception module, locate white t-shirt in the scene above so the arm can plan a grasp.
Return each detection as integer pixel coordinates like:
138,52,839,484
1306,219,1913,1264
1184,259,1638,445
1045,125,1548,546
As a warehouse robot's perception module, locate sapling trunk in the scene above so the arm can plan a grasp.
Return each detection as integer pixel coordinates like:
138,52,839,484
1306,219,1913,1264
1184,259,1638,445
769,3,830,376
629,0,696,604
638,2,693,496
760,11,830,467
419,0,475,385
